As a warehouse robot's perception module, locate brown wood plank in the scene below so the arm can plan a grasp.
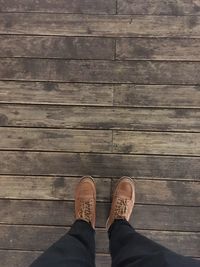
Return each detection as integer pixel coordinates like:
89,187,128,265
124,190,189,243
0,250,111,267
0,250,41,267
0,176,111,202
117,0,200,16
1,14,200,37
113,84,200,108
0,200,199,231
0,151,199,180
0,128,112,153
0,81,113,106
0,36,114,59
0,104,199,132
1,59,200,85
0,200,108,228
134,179,200,206
0,225,199,256
117,0,200,15
1,176,199,206
1,82,200,109
113,131,200,156
116,38,200,61
139,230,200,257
0,0,116,14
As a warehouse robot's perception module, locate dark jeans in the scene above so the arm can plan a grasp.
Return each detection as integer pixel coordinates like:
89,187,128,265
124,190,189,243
30,219,199,267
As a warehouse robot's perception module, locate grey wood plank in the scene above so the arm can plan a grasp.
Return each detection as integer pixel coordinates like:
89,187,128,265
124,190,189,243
134,179,200,206
0,128,112,153
0,151,199,180
0,176,111,202
0,225,199,256
113,84,200,108
113,131,200,156
0,36,114,59
116,38,200,61
0,0,116,14
0,81,113,106
117,0,200,15
1,14,200,37
1,59,200,84
0,200,199,231
1,176,199,206
139,230,200,257
0,250,111,267
0,250,41,267
0,104,199,132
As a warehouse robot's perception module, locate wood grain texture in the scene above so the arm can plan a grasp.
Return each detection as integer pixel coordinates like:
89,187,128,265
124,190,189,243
1,58,200,84
1,176,199,205
113,84,200,108
0,81,113,106
1,14,200,37
1,82,199,108
134,179,200,206
0,36,115,59
0,0,116,14
0,225,199,256
0,176,111,202
0,250,111,267
0,128,112,153
0,199,199,231
0,151,199,180
113,131,200,156
0,104,199,132
116,38,200,61
117,0,200,15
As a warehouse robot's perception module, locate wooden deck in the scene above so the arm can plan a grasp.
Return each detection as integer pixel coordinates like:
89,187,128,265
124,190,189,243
0,1,200,266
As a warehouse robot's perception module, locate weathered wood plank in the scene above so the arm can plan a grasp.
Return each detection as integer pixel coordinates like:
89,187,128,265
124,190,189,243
0,250,111,267
0,225,199,256
1,14,200,37
134,179,200,206
0,200,109,228
0,0,116,14
113,131,200,156
0,105,199,132
0,250,41,267
1,82,200,108
0,36,114,59
0,151,199,179
117,0,200,15
0,200,199,231
0,176,111,202
0,81,113,106
113,84,200,108
0,128,112,153
1,176,199,206
1,59,200,84
116,38,200,61
140,230,200,257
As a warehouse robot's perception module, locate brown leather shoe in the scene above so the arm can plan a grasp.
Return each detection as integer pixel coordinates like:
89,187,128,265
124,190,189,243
75,176,96,229
106,176,135,229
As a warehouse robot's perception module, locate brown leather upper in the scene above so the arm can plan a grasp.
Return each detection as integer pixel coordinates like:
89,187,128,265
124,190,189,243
106,176,135,229
75,176,96,229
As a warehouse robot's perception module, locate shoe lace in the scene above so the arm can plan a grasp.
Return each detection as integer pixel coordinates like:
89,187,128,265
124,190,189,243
114,198,128,219
79,199,93,222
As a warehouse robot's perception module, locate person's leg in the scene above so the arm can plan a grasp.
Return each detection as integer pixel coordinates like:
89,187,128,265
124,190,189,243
107,177,199,267
109,219,199,267
30,219,95,267
30,176,96,267
109,219,168,267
